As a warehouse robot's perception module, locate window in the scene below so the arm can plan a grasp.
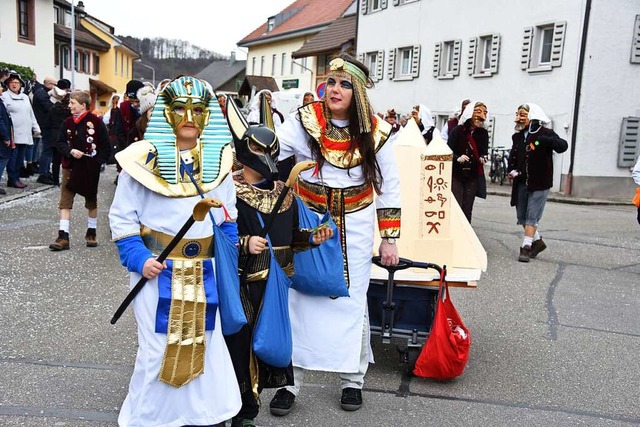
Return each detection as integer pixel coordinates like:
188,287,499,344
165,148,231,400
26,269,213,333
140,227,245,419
260,56,265,76
81,51,89,73
301,57,307,72
618,117,640,167
63,46,70,69
468,34,500,77
359,51,384,82
93,54,100,74
521,21,566,72
281,53,286,75
126,57,129,78
65,11,71,27
360,0,388,15
290,53,295,74
120,53,124,75
433,40,461,79
252,57,256,74
74,50,80,71
17,0,35,44
387,46,420,81
54,6,61,24
632,15,640,64
267,17,275,32
272,54,277,76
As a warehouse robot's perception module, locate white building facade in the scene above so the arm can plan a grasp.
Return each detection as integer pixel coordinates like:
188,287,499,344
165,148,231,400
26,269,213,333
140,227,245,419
0,0,55,79
357,0,640,200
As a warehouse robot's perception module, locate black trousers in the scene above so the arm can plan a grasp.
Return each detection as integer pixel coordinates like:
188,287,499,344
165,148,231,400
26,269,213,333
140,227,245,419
451,176,479,223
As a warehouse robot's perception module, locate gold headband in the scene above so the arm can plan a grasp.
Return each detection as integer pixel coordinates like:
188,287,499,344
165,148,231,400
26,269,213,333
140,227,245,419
328,58,368,86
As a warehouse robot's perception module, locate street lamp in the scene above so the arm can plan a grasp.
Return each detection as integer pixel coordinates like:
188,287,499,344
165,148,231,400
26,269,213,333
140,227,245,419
70,0,86,90
135,59,155,86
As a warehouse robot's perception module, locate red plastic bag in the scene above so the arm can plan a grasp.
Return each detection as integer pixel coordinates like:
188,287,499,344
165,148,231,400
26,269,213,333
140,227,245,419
413,270,471,380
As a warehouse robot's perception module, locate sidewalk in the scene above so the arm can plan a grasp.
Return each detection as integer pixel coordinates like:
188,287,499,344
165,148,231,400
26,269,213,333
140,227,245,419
485,178,632,206
0,173,58,203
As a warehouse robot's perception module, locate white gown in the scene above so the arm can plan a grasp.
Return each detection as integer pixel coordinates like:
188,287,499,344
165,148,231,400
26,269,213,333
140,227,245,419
109,171,241,427
277,115,400,373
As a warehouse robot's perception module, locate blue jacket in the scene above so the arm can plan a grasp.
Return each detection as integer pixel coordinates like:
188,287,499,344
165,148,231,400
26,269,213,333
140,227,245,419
0,99,12,143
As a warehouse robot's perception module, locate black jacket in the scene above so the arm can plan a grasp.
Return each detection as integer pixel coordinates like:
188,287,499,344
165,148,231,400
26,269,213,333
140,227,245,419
447,120,489,181
31,82,53,127
0,99,12,142
509,126,568,195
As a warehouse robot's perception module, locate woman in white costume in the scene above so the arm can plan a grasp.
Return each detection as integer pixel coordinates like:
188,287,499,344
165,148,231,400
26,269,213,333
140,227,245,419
269,53,401,415
109,76,241,427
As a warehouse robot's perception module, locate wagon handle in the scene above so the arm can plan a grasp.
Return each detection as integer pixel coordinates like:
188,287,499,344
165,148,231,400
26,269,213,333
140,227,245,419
372,256,414,272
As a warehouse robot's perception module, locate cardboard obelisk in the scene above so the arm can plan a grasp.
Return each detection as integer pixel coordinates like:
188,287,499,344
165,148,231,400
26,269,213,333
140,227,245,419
372,120,487,287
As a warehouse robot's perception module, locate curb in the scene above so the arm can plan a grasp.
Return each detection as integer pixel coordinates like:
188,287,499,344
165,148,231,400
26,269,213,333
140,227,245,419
487,189,632,206
0,184,56,204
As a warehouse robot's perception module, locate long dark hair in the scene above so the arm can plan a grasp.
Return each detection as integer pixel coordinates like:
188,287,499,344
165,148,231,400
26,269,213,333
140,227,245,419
309,53,383,194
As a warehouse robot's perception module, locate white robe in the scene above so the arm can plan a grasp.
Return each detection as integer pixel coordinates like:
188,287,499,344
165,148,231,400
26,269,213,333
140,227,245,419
109,171,241,427
277,115,400,373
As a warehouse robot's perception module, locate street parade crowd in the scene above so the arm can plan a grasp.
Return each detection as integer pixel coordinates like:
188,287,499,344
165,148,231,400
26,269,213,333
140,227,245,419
0,53,577,426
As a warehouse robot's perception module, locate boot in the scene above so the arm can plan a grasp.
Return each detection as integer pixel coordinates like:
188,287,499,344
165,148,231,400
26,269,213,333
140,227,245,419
37,173,56,185
85,228,98,247
7,180,28,189
49,230,70,251
518,245,531,263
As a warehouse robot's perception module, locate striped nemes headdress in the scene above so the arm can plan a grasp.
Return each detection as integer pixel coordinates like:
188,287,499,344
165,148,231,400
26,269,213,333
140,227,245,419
327,57,374,134
144,76,231,185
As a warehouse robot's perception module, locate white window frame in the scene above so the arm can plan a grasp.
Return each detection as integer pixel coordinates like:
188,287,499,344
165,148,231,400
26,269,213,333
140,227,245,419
468,34,500,78
393,0,420,5
260,56,265,76
361,0,388,15
271,54,277,76
537,26,554,65
433,40,461,79
301,57,307,73
367,52,378,79
281,53,286,75
252,57,256,74
521,21,566,73
290,53,295,74
267,17,275,32
387,45,420,81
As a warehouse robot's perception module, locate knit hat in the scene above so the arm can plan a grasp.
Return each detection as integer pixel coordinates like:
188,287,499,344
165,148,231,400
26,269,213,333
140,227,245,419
136,85,157,114
57,79,71,90
125,80,144,99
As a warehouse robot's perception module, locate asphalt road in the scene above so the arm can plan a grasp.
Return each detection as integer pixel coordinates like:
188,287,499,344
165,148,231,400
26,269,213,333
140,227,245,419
1,165,639,427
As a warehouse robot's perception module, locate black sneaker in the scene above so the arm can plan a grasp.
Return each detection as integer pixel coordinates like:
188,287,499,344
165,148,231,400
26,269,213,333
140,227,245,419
530,239,547,259
37,174,56,185
518,245,531,263
340,387,363,411
270,388,295,416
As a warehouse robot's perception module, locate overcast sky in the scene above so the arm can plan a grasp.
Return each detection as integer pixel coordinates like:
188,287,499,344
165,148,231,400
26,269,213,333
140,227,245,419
83,0,294,59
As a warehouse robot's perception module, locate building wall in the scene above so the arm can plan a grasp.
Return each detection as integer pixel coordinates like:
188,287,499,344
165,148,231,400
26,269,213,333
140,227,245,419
246,36,317,92
0,0,55,79
81,19,137,110
357,0,640,198
574,0,640,180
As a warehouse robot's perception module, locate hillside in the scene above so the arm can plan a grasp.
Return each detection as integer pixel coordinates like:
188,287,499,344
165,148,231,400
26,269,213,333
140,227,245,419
120,36,228,83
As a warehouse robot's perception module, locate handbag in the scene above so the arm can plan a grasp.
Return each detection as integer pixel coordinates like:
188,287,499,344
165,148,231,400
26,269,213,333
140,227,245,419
213,218,247,336
252,213,293,368
413,270,471,380
291,196,349,297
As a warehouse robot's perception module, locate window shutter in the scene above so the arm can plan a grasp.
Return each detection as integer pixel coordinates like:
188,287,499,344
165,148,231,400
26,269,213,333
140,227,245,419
490,33,501,74
388,48,396,80
381,0,388,9
452,39,462,76
618,117,640,167
485,116,496,146
393,0,400,4
467,37,477,75
411,45,421,77
631,15,640,64
358,52,365,63
520,26,533,70
433,42,442,77
551,21,567,67
361,0,368,15
376,50,385,81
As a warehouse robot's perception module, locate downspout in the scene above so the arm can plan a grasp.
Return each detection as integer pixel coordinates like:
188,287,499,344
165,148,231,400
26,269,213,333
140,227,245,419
566,0,592,195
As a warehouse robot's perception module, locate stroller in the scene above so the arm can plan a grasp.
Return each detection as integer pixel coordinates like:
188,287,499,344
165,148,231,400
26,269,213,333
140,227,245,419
368,256,445,374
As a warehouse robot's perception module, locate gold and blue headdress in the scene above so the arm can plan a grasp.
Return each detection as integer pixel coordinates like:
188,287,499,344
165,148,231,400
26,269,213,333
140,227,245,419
327,57,374,134
145,76,231,185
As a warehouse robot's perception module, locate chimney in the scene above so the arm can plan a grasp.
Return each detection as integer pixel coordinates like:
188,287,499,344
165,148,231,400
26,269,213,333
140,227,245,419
230,51,236,65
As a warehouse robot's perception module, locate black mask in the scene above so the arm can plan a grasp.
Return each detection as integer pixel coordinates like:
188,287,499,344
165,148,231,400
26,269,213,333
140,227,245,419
226,92,279,181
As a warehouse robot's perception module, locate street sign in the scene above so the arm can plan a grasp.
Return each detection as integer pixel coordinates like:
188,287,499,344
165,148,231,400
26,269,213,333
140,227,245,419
282,79,299,89
316,81,326,99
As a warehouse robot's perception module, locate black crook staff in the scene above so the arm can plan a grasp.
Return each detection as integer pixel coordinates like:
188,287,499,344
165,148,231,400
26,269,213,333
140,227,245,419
110,197,223,324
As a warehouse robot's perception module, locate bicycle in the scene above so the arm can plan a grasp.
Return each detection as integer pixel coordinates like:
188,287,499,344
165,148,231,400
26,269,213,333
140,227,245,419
489,147,509,186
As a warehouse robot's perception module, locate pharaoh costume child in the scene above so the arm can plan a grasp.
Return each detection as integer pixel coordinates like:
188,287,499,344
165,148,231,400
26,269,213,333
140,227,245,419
109,76,241,427
276,58,401,377
224,95,315,423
